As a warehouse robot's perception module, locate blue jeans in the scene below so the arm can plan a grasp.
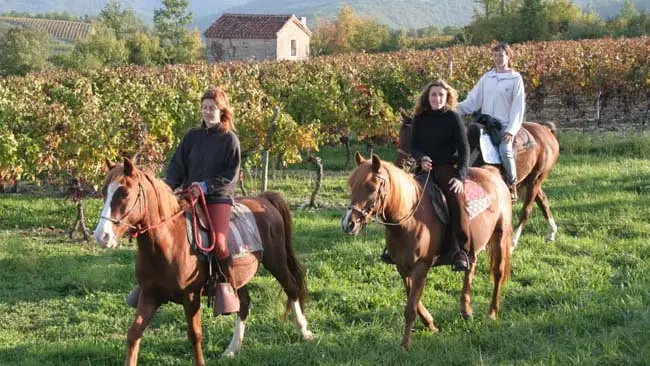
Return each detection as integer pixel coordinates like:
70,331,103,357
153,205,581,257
498,139,517,185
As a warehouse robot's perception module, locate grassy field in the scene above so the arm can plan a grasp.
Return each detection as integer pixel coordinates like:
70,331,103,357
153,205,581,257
1,134,649,365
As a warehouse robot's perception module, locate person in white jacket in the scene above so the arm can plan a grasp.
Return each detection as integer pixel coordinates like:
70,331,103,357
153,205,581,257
457,42,525,201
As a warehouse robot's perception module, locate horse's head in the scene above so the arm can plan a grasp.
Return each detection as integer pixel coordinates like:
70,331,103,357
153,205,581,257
341,152,388,235
93,157,147,248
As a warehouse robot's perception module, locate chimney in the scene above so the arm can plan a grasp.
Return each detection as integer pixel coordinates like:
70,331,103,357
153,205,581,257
300,17,307,27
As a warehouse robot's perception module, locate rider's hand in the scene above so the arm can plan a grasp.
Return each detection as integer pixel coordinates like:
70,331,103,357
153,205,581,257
502,133,514,143
420,156,432,172
449,178,464,194
190,181,207,197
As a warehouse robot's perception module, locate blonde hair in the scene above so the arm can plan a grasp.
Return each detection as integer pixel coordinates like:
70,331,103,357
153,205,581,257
200,87,235,132
413,79,458,116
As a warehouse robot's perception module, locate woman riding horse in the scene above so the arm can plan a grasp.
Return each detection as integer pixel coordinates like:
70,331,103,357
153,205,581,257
382,79,471,272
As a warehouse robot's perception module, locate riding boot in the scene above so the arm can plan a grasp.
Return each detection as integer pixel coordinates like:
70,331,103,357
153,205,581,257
215,257,239,315
452,250,469,272
380,247,395,265
126,284,140,308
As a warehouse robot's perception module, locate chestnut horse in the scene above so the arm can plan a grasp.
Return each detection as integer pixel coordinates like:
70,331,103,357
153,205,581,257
342,153,511,349
396,111,560,247
93,158,312,365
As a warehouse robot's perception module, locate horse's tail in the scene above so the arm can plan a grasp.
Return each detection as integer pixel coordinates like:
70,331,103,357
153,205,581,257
259,191,307,314
539,121,557,136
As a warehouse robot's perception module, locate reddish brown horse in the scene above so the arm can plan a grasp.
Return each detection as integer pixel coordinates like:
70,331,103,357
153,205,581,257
396,111,560,247
93,158,311,365
342,153,511,349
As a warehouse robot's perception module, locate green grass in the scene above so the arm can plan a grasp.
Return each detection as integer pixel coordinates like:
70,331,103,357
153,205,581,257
1,139,650,365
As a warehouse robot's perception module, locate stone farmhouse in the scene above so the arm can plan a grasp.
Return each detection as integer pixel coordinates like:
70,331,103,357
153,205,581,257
204,13,311,63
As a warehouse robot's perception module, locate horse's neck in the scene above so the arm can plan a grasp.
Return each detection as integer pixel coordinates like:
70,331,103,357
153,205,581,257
136,187,184,257
384,170,420,222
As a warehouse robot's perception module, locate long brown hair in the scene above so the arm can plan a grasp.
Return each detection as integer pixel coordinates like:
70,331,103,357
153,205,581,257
413,79,458,117
200,87,235,132
492,42,514,69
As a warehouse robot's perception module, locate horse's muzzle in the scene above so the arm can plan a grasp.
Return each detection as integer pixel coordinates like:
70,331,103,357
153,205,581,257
341,209,362,236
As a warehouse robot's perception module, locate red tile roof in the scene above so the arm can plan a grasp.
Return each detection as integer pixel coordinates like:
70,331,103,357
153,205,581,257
204,13,311,39
0,17,93,41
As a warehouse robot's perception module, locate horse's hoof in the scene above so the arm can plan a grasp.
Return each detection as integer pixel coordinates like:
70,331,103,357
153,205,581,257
487,311,497,320
400,341,411,350
302,330,313,341
546,235,556,242
430,326,440,334
461,311,473,321
222,349,236,358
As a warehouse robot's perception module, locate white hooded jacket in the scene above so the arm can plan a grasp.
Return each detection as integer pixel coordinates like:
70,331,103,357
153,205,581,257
458,69,526,136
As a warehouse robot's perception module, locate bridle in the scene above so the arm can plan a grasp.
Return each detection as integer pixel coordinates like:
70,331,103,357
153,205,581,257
100,178,147,233
347,169,430,227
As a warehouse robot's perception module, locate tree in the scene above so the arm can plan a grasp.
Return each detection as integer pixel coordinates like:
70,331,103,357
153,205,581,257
126,32,163,66
59,26,129,69
153,0,202,64
0,27,51,76
98,0,148,40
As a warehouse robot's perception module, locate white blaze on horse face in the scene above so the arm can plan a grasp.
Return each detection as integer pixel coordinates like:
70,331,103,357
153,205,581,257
223,316,246,358
93,181,120,248
291,300,313,340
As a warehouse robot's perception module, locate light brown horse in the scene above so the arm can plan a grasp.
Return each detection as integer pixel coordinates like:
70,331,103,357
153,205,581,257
93,158,312,365
341,153,511,349
396,111,560,247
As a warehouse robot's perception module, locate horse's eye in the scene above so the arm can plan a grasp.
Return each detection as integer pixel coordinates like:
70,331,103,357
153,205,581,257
115,188,128,199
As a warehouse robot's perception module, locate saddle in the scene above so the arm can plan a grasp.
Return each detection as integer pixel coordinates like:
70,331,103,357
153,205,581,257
416,174,491,268
182,192,263,312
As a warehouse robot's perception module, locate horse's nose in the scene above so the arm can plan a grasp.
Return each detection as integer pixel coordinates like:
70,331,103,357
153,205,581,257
94,230,110,246
341,214,358,235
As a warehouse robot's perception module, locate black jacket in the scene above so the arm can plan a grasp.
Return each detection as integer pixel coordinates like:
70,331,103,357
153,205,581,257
411,108,469,181
165,123,241,205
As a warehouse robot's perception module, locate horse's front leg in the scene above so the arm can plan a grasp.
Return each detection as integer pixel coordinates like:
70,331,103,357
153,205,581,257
400,263,430,350
401,276,438,334
460,261,477,320
183,291,205,366
126,293,160,366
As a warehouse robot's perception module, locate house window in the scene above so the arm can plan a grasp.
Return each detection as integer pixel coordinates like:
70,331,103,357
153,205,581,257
290,39,297,57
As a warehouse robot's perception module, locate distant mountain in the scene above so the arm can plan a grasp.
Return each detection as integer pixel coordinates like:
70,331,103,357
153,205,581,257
1,0,647,31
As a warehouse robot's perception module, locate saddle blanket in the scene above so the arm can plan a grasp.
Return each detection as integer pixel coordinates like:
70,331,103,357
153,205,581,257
478,127,537,164
186,202,264,259
419,176,492,223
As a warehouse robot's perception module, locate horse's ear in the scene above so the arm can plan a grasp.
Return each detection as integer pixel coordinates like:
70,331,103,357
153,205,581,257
399,107,410,121
371,153,381,172
105,158,115,171
123,157,136,177
355,151,366,166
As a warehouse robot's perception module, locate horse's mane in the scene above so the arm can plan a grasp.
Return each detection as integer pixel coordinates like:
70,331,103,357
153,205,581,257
348,158,421,218
140,169,180,219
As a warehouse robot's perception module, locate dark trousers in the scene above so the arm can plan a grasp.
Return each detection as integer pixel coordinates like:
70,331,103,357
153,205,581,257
431,165,470,254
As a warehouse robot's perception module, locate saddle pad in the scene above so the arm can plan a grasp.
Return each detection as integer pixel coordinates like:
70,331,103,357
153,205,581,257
464,180,492,220
186,202,264,259
417,175,491,222
479,127,537,164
